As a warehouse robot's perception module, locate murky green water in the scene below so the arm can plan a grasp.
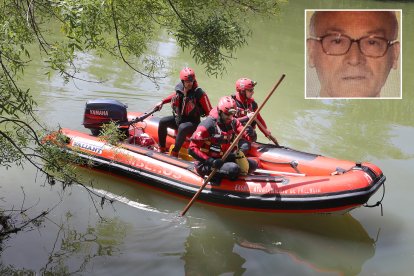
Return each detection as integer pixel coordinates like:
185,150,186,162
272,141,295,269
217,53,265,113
2,0,414,275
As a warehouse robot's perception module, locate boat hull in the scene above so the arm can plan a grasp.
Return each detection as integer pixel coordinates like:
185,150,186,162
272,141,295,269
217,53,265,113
52,123,386,214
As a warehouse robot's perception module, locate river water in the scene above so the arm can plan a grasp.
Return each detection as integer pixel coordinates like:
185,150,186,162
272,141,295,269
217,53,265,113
1,0,414,275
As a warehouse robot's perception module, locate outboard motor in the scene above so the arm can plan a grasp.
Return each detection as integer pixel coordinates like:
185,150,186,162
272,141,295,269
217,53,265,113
83,99,128,136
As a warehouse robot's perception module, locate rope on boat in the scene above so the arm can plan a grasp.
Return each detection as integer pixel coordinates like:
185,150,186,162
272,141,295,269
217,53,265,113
364,181,385,216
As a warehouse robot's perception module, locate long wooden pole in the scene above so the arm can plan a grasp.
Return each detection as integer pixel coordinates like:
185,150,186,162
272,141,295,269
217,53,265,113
180,74,286,216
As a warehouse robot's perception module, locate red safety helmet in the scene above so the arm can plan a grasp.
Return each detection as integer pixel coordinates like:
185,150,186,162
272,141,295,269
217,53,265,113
236,78,257,92
179,67,196,82
217,96,237,115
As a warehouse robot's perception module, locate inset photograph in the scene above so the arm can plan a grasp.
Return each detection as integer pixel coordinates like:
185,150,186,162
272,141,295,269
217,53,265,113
305,10,401,99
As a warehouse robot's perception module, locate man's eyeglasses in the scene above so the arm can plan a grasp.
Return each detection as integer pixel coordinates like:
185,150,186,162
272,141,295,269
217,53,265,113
308,33,398,58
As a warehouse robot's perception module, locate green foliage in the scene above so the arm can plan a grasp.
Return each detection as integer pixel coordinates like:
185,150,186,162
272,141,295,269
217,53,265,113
1,0,281,110
0,1,36,118
0,130,25,168
0,0,281,253
0,0,281,192
98,121,127,146
40,130,93,186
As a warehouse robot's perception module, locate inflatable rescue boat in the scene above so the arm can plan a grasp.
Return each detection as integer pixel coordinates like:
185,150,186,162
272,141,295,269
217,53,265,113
46,99,386,214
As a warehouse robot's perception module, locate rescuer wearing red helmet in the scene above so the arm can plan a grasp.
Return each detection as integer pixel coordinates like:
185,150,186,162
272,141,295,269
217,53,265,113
188,96,258,185
232,78,272,151
154,67,212,157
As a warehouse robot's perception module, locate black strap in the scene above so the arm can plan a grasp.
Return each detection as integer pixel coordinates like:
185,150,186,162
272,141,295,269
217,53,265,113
364,181,385,216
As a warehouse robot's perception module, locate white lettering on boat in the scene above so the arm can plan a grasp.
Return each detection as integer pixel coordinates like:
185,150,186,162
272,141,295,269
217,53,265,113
128,158,182,180
90,109,109,116
235,185,249,192
235,183,322,195
71,138,182,180
73,140,104,154
235,183,280,194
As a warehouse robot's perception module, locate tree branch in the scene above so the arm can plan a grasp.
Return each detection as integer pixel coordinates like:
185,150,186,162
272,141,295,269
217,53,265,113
111,0,164,82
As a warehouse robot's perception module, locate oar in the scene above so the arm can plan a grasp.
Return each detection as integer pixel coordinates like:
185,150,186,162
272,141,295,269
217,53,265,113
128,107,159,125
180,74,286,216
102,107,159,137
254,119,280,147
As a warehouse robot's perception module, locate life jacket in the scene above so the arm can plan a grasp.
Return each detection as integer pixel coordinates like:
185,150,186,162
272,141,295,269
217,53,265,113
198,110,237,158
171,82,206,124
231,93,258,127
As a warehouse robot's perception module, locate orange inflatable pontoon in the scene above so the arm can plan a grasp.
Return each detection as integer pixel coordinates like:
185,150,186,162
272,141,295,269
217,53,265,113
48,99,386,214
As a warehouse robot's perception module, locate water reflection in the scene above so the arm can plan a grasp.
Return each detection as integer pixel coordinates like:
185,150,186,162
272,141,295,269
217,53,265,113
182,219,246,275
82,169,376,276
41,216,129,274
182,212,375,276
0,213,129,275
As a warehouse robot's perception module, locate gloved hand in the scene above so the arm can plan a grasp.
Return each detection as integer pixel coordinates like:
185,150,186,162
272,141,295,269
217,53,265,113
207,157,224,169
154,101,163,111
246,112,255,119
245,125,254,136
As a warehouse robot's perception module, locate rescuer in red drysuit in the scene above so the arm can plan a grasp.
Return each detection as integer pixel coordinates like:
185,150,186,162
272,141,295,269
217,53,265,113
154,67,212,157
231,78,272,153
188,96,258,185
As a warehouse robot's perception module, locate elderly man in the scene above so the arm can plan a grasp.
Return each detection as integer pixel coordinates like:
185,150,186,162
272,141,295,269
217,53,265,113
306,11,400,98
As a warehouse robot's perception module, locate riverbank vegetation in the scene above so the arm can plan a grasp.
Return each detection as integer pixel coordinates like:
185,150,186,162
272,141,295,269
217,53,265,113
0,0,281,247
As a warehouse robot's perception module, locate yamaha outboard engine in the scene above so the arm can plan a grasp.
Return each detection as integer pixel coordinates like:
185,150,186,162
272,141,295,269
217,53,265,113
83,99,128,136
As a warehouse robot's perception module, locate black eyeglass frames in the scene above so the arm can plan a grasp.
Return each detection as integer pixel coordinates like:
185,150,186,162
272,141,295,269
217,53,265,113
308,33,398,58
